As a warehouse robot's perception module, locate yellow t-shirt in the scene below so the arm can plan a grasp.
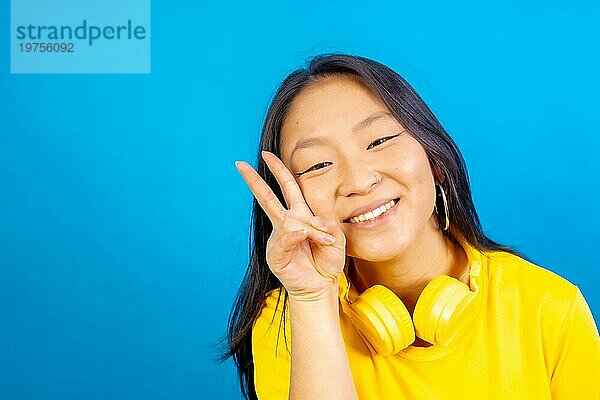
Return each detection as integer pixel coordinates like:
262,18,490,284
251,242,600,399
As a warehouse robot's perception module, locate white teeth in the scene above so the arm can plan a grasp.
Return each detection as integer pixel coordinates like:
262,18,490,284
349,199,397,224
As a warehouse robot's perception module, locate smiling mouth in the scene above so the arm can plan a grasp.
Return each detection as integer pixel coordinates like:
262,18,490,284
343,198,400,224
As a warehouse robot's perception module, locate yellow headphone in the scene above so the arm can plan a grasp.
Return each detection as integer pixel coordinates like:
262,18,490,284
338,238,484,356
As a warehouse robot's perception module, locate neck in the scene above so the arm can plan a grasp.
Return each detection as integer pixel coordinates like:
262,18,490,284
348,219,470,317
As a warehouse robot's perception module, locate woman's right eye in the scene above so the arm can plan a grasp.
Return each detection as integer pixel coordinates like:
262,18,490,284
296,161,332,176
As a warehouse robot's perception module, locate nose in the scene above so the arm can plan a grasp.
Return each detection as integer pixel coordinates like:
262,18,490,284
337,161,381,197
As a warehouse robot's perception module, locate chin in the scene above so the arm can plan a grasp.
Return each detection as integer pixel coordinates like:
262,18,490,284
346,233,412,262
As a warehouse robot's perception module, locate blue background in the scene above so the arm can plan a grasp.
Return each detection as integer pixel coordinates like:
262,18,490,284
1,1,598,399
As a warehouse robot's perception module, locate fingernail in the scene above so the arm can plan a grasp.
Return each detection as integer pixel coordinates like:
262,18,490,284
322,234,336,243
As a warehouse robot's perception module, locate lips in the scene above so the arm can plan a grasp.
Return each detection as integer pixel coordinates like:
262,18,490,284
343,197,400,223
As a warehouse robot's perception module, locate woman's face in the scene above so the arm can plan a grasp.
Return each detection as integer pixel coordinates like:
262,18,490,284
279,75,439,261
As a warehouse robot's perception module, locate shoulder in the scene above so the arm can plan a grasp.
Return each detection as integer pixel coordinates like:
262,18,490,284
482,249,583,329
483,250,600,397
255,286,289,327
251,286,293,399
484,249,579,305
482,249,587,347
481,249,597,364
251,286,291,359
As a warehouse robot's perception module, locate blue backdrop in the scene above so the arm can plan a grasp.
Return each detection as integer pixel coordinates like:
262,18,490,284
1,1,598,399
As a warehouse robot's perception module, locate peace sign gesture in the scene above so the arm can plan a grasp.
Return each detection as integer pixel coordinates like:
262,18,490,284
235,151,347,302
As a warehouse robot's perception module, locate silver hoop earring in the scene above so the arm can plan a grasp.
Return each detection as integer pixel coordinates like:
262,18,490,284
434,184,450,231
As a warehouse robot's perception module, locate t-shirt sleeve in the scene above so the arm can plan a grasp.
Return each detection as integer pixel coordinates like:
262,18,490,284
251,288,292,400
549,286,600,399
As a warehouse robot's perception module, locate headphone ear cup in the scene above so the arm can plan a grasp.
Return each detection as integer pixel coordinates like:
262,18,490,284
346,285,415,355
413,275,478,347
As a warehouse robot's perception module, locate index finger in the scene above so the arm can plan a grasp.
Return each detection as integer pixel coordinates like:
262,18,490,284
261,151,311,213
234,160,286,222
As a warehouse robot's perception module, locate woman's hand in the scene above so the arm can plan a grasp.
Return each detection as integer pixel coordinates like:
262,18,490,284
235,151,347,302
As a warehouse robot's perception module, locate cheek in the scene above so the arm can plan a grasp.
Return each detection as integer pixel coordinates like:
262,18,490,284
393,135,435,185
413,168,437,216
394,152,436,207
394,155,432,187
298,184,333,216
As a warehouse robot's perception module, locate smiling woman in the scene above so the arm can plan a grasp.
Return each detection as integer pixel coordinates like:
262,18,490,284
219,53,600,400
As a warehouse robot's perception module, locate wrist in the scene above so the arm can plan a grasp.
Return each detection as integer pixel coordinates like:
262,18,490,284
288,281,340,304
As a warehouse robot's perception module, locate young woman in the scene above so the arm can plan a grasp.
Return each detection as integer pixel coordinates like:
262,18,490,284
220,53,599,399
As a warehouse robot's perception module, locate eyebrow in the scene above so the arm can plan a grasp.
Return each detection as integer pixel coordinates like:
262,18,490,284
289,111,394,160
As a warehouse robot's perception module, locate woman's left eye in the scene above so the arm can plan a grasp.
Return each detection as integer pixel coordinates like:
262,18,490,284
367,134,400,150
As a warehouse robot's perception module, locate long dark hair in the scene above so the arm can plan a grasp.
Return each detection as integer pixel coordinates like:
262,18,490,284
216,52,532,399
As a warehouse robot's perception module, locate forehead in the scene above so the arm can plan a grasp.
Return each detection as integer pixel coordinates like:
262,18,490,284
279,75,391,163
